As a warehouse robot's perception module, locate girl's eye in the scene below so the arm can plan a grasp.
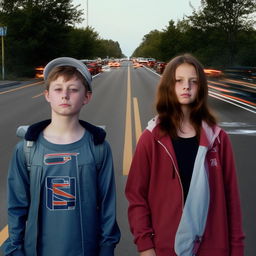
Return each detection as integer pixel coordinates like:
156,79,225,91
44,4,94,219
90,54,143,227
175,79,182,83
190,80,198,84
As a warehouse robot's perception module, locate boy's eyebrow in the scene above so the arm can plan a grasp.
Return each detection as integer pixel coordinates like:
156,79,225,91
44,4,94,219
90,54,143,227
51,82,81,86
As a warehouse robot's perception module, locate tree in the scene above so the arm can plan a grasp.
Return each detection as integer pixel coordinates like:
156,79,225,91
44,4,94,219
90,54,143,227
189,0,256,64
67,27,100,59
132,30,162,59
0,0,84,76
98,39,123,58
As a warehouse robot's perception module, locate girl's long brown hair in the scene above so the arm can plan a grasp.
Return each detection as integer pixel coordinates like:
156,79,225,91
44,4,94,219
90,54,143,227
155,54,217,138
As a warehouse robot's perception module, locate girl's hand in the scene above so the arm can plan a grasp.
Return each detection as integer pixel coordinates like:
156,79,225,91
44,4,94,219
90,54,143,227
140,248,156,256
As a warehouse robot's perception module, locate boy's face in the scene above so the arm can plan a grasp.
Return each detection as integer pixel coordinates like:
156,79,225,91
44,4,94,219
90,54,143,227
44,75,92,117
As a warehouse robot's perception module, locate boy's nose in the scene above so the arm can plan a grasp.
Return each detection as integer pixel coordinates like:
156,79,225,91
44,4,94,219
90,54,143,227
62,90,69,99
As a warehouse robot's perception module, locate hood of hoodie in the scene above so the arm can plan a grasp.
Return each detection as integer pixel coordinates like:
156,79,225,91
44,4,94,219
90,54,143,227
25,119,106,145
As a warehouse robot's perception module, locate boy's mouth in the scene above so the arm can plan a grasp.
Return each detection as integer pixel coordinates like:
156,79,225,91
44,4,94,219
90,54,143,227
59,103,71,107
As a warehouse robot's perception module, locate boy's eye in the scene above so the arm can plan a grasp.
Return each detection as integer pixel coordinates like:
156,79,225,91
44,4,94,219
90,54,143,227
54,88,62,91
69,88,78,92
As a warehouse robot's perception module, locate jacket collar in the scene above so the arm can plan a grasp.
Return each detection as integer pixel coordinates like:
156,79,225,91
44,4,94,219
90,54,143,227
25,119,106,145
146,116,221,149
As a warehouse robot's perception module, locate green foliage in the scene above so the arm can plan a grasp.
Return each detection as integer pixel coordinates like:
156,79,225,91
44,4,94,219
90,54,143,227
133,30,162,60
188,0,256,65
132,0,256,67
67,27,100,59
96,39,124,58
0,0,124,78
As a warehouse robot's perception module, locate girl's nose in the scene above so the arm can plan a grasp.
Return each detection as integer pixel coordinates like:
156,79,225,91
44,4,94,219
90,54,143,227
183,80,191,90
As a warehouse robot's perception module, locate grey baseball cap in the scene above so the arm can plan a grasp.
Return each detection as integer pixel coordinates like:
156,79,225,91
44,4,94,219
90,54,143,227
43,57,92,92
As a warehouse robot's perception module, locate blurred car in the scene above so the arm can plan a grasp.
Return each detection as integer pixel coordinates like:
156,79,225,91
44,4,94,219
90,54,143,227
108,61,121,68
136,57,148,66
102,65,111,72
82,60,102,75
35,66,44,78
154,62,167,74
86,64,98,75
133,62,143,69
147,58,156,68
204,69,223,78
223,66,256,81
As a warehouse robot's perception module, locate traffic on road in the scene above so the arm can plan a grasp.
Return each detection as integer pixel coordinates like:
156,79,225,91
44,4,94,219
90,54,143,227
0,61,255,256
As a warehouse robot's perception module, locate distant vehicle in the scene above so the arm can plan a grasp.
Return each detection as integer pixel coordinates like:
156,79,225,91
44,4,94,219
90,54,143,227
223,66,256,81
35,66,44,78
204,69,223,78
154,61,167,74
108,61,121,68
133,62,143,69
85,64,98,75
102,65,111,72
146,58,156,68
136,57,148,65
81,60,102,75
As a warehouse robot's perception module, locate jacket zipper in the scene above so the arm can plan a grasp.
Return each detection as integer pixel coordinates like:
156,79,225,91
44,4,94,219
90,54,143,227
157,140,184,208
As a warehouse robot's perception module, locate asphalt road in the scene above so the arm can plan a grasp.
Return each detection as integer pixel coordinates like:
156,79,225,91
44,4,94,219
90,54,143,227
0,61,255,256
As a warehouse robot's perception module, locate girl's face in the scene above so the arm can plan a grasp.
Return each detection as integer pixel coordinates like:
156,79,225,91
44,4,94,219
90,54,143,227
45,75,91,117
174,63,198,106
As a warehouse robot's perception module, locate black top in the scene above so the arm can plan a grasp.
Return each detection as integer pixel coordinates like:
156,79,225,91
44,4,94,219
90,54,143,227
172,136,199,201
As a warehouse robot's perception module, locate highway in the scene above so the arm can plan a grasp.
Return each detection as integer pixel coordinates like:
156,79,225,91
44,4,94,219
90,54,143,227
0,61,255,256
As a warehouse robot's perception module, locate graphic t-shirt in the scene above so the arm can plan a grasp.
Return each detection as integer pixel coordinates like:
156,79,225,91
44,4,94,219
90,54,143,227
37,132,90,256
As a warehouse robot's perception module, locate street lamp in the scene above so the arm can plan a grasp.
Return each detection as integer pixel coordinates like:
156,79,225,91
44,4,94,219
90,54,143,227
0,26,7,80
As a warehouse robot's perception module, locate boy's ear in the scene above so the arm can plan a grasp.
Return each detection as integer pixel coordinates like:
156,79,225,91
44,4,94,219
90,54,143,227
83,91,92,105
44,90,50,102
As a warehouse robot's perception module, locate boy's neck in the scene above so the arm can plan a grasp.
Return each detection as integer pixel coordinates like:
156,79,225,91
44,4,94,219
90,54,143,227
43,116,85,144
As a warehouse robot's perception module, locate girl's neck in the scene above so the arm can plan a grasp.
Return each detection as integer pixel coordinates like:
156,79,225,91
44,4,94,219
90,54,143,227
178,107,196,138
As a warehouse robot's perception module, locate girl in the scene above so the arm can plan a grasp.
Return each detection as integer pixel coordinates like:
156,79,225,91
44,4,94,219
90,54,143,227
125,54,244,256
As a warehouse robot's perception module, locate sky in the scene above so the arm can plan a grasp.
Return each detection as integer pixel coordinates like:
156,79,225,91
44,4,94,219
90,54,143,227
74,0,201,57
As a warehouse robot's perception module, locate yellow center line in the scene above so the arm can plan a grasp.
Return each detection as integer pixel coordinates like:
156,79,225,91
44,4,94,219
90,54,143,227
123,66,133,175
0,81,44,95
0,225,8,247
133,97,142,143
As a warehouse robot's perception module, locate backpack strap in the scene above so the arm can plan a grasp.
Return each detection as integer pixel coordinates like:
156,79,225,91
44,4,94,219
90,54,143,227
91,141,104,171
16,125,35,171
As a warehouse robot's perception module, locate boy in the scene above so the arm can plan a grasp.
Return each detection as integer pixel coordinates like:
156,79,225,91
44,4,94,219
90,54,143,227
3,57,120,256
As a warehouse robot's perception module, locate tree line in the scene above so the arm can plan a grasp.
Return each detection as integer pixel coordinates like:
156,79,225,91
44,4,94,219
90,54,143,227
0,0,124,78
132,0,256,68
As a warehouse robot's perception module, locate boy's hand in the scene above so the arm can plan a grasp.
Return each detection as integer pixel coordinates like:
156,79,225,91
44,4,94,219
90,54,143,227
140,248,156,256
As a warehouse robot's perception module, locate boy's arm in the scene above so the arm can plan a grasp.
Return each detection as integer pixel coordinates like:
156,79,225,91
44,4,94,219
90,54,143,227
97,141,120,256
2,141,30,256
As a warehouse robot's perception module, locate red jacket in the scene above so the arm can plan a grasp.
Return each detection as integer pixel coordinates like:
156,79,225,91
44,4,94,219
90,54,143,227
125,118,245,256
